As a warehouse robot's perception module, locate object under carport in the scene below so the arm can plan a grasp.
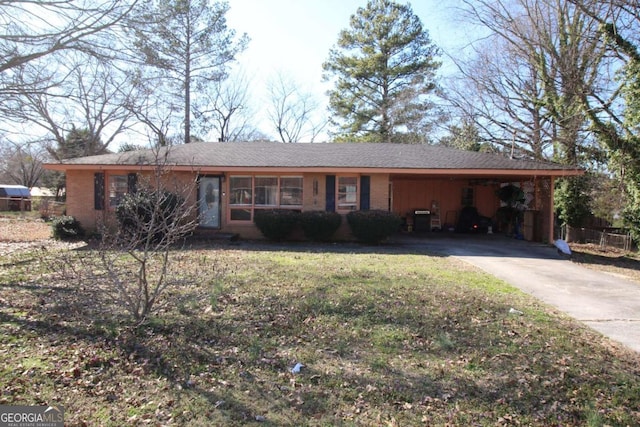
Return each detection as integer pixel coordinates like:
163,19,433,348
413,209,431,232
456,206,491,233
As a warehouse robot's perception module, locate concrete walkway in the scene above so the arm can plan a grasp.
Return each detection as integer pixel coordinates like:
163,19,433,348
396,234,640,353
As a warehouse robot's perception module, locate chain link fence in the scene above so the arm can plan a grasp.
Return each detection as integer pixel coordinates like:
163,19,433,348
558,224,634,251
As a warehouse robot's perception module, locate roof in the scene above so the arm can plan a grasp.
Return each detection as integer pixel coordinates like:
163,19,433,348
0,185,30,197
45,141,582,176
30,187,55,197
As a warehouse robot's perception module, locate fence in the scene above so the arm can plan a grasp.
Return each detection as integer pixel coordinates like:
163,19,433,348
38,199,66,218
0,196,31,212
559,224,634,252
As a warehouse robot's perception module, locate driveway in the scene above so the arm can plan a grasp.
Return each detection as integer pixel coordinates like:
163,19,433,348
396,234,640,353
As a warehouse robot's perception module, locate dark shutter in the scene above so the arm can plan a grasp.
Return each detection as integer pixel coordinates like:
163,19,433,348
94,172,105,210
127,173,137,194
325,175,335,212
360,175,370,210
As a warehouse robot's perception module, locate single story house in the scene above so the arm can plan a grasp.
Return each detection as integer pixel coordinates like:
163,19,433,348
44,141,582,242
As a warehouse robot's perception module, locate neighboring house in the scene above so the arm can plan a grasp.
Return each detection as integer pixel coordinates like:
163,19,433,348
44,142,582,242
29,187,55,198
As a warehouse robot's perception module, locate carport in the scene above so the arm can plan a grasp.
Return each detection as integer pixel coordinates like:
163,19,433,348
0,185,31,211
390,173,554,243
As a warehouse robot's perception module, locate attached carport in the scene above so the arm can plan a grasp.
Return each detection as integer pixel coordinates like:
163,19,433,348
390,171,558,243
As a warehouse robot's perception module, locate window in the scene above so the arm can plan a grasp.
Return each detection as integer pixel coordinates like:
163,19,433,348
337,176,358,211
461,187,474,207
255,177,278,206
228,175,303,221
229,176,252,221
108,175,128,208
229,176,252,205
280,177,303,206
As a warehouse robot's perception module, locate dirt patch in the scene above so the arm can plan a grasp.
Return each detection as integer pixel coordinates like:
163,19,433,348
0,217,51,242
0,218,85,258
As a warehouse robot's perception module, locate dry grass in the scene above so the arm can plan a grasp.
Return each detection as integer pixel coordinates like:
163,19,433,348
1,222,640,426
569,242,640,284
0,216,51,242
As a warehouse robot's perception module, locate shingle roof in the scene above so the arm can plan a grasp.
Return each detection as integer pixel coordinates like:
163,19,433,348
51,141,579,172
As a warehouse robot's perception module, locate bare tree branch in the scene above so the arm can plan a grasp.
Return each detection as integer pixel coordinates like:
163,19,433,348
266,73,327,143
0,0,138,90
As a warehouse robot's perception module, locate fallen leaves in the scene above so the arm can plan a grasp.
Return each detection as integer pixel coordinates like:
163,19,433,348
0,226,640,425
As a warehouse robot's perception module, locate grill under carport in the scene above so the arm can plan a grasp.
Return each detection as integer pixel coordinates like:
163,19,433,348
412,209,431,232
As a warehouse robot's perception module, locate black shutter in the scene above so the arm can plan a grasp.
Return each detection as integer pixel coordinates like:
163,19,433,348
360,176,370,210
325,175,335,212
127,173,137,194
94,172,105,210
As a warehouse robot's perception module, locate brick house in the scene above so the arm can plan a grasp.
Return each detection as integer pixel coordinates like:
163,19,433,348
45,141,582,242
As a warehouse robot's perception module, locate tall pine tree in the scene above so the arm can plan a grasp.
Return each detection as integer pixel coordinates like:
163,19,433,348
131,0,248,144
322,0,440,143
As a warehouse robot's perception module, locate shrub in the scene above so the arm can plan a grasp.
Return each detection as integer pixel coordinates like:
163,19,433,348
51,215,84,240
300,211,342,241
115,189,183,243
347,210,401,244
253,209,300,241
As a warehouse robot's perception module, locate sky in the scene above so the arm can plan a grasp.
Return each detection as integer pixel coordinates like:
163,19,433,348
225,0,480,141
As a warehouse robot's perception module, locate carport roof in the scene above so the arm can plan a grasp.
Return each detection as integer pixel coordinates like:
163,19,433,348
46,141,582,175
0,185,30,197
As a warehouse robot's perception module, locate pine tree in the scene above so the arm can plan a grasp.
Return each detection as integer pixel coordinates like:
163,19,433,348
131,0,248,144
322,0,440,143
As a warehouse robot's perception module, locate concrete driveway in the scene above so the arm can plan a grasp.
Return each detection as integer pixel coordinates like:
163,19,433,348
397,234,640,353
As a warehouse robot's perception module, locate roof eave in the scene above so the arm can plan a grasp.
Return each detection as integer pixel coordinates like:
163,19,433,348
43,163,583,177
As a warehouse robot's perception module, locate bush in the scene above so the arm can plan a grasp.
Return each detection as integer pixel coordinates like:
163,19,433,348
115,189,183,243
254,209,300,241
51,215,84,240
347,210,401,244
300,211,342,241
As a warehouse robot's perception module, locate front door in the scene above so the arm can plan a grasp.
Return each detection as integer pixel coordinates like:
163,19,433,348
198,176,221,228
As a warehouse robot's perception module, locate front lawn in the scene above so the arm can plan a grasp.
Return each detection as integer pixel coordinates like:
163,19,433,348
1,241,639,426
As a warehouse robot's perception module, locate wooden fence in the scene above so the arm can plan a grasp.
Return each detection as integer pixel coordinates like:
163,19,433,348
0,196,31,212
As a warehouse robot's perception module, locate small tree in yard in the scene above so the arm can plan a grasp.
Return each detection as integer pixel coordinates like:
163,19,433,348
98,171,199,322
49,152,206,323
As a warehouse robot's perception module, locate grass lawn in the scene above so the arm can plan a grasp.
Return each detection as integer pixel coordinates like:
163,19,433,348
1,239,639,426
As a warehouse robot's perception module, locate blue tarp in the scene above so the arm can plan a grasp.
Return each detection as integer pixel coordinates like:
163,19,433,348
0,185,30,198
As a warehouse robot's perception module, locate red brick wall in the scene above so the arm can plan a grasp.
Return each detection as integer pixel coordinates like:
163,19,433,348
66,169,100,231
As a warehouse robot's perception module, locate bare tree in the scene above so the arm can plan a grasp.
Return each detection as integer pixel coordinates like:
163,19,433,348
5,56,136,157
453,0,608,164
0,139,46,187
125,76,178,147
266,73,327,143
0,0,137,98
446,40,554,160
193,72,260,142
565,0,639,149
50,148,203,322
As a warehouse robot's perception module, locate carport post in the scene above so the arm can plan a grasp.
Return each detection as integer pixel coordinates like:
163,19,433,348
547,176,555,244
